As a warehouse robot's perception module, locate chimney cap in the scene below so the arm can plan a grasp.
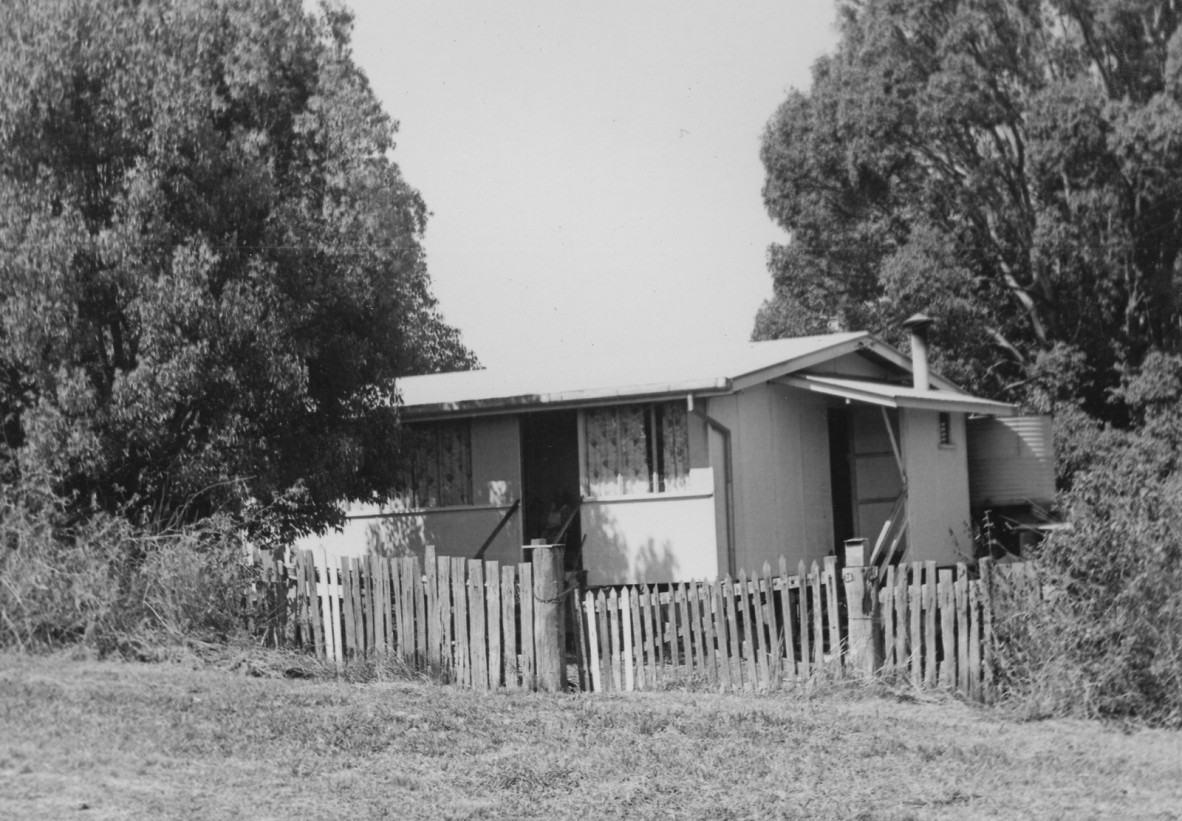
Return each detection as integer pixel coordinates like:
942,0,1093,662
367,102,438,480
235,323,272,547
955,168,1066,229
901,313,934,332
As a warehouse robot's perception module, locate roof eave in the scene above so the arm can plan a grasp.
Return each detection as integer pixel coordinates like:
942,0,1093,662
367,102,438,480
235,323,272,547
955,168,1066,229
400,377,734,420
775,375,1016,417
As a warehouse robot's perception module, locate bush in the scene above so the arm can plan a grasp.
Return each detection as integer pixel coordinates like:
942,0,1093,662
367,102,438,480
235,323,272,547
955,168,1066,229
993,353,1182,726
0,475,258,654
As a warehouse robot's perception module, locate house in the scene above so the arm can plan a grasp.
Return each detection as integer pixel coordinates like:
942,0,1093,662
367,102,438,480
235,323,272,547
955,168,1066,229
298,318,1054,585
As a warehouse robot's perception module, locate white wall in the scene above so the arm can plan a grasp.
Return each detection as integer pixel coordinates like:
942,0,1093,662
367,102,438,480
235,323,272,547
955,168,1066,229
580,493,718,585
295,415,524,563
901,409,973,563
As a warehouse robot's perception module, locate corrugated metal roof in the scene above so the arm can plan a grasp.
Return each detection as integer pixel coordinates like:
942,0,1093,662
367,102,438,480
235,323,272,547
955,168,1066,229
397,332,871,415
777,375,1017,416
395,331,1015,418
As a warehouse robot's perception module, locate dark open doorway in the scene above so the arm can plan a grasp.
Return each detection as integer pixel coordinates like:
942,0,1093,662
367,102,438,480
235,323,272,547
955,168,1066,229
520,410,582,571
827,406,855,551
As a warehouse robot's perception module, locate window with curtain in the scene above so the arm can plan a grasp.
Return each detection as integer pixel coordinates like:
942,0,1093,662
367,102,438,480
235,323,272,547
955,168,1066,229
584,401,689,497
396,421,472,508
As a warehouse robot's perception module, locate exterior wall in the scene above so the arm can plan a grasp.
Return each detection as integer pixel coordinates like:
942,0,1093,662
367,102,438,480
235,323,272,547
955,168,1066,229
579,409,718,585
295,415,524,563
580,493,717,585
706,384,834,576
901,409,973,563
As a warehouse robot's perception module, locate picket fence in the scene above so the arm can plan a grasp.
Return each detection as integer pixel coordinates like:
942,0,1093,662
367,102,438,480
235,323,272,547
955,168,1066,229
579,557,842,693
252,546,558,689
246,544,1040,701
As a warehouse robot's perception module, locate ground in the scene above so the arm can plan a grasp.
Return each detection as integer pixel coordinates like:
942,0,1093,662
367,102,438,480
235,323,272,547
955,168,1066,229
1,653,1180,820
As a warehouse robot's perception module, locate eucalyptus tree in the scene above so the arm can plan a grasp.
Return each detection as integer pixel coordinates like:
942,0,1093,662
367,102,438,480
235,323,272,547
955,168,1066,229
758,0,1182,417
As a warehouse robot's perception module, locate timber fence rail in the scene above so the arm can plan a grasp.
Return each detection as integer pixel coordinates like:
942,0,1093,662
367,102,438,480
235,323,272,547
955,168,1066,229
244,544,1041,701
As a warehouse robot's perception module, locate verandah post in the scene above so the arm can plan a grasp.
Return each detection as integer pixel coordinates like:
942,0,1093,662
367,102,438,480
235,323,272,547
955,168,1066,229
842,538,882,678
526,539,565,692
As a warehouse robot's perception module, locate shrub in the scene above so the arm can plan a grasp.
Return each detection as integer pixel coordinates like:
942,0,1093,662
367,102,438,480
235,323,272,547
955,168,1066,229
993,352,1182,726
0,475,258,654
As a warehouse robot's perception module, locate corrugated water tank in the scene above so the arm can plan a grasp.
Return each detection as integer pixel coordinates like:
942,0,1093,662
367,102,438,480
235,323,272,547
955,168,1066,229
966,416,1055,507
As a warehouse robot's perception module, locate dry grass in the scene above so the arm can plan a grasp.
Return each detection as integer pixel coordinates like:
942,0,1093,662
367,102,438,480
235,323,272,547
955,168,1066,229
1,653,1181,820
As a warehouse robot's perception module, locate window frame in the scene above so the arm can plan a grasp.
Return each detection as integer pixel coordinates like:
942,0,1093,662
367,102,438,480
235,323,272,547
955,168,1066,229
937,412,953,447
579,400,691,500
394,419,473,510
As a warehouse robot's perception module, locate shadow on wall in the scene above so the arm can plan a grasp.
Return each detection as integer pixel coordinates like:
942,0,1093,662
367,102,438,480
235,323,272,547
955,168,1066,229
583,508,682,586
579,498,719,585
356,501,698,587
365,515,425,559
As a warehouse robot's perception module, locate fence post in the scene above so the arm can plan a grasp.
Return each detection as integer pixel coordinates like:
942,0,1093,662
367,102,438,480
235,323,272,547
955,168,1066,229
526,539,565,692
842,538,881,678
979,556,995,704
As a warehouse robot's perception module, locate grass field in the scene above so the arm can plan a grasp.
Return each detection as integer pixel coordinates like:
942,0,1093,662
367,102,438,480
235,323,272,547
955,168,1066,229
1,652,1180,820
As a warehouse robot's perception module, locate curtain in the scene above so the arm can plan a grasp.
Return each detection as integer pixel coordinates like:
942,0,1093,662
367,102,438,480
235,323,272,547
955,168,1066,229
396,423,472,508
583,402,691,496
584,407,619,496
661,402,690,491
436,422,472,506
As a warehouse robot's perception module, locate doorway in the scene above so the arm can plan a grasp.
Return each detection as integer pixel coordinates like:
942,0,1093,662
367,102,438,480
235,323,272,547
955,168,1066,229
827,407,855,551
520,410,582,570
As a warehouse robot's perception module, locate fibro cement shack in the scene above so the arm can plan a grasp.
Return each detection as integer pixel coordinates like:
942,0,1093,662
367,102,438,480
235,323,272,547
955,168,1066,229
299,317,1054,585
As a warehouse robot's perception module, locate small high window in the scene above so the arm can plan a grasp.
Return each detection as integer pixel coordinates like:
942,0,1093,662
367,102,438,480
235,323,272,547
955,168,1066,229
396,421,472,508
583,401,689,496
938,412,952,446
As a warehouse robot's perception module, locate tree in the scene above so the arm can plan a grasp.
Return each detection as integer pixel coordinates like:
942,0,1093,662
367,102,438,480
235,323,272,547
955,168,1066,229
757,0,1182,419
0,0,475,540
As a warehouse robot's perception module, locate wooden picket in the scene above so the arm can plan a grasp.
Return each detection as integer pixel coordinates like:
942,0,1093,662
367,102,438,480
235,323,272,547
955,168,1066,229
567,556,1038,699
576,560,844,694
248,546,1037,701
257,546,559,691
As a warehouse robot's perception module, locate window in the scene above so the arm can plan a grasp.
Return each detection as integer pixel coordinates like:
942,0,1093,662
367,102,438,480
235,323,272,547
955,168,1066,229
938,412,952,446
583,401,689,496
396,421,472,508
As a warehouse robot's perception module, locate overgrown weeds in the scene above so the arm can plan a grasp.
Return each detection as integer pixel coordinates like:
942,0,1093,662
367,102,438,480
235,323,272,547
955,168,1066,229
991,470,1182,727
0,474,258,656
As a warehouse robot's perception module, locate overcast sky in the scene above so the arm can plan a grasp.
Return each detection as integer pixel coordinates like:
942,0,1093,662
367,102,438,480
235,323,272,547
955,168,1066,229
343,1,839,370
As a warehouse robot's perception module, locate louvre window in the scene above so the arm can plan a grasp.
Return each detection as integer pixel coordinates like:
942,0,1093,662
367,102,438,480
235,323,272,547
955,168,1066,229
397,421,472,508
583,401,689,496
938,412,952,446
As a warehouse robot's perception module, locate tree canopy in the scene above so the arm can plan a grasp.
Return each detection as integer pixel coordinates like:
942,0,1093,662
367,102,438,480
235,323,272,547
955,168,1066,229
757,0,1182,421
0,0,475,539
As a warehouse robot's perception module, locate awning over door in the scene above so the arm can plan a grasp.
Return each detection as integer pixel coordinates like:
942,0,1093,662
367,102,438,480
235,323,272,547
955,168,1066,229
776,375,1015,417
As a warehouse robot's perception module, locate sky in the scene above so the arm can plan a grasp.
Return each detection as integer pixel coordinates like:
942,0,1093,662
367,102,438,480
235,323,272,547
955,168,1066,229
342,1,840,370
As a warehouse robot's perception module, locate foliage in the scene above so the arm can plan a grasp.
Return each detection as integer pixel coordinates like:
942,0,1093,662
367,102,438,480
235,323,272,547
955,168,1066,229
0,471,256,653
993,352,1182,724
757,0,1182,416
759,1,1182,723
0,0,475,540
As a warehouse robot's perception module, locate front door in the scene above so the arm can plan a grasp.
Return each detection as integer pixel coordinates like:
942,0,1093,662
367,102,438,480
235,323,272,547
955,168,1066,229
520,410,582,571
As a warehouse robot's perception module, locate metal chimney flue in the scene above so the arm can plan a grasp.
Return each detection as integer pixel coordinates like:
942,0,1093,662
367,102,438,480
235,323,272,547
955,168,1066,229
901,313,934,391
